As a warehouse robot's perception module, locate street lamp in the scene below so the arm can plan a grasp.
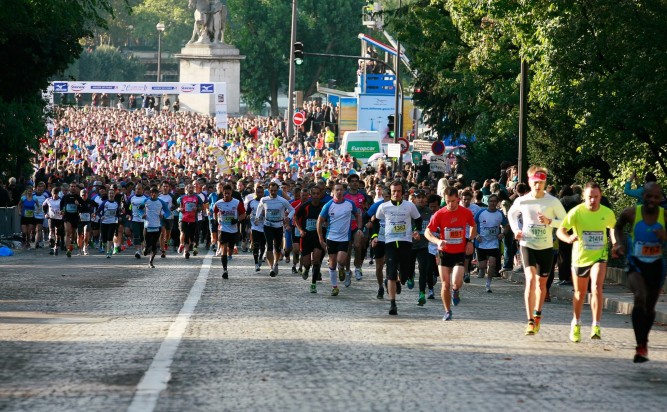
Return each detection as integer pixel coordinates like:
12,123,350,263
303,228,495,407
156,22,165,83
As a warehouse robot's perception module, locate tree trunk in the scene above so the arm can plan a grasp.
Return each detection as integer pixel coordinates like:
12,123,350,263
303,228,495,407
637,129,667,177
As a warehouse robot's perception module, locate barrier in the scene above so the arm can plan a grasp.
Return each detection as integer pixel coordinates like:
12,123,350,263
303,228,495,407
0,207,20,237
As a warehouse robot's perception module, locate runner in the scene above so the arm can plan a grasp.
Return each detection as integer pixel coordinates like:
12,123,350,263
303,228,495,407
290,187,308,274
97,187,121,258
59,183,83,258
461,189,481,283
474,194,509,293
77,189,97,256
208,182,224,255
177,184,203,259
255,182,295,277
18,185,36,249
213,183,246,279
375,180,422,315
158,181,177,258
425,186,476,320
44,187,63,255
142,186,172,268
507,166,567,335
245,184,266,272
613,182,667,362
557,182,617,342
317,182,361,296
127,183,150,259
410,189,435,306
33,182,49,249
344,173,369,285
294,185,325,293
367,187,391,299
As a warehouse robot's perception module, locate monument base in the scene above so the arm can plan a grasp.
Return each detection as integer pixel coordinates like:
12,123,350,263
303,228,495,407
176,43,244,115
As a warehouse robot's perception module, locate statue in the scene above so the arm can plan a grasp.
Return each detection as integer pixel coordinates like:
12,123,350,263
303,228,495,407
188,0,227,45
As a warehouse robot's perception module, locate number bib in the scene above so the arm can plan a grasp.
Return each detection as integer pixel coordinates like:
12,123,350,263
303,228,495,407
146,227,161,233
527,224,548,241
266,209,281,221
389,221,407,237
582,231,604,250
480,226,499,237
305,218,317,231
80,213,91,222
24,210,34,218
104,208,116,218
65,203,78,213
220,214,234,224
445,227,464,244
634,241,662,259
35,202,43,215
52,209,62,219
185,202,197,212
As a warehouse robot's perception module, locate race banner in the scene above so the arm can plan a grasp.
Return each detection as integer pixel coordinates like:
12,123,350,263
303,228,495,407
208,146,232,175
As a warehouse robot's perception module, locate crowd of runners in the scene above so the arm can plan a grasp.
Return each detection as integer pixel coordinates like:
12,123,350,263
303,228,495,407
7,105,666,364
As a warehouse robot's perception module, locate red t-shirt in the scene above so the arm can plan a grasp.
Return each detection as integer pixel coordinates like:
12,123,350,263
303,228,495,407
427,206,475,253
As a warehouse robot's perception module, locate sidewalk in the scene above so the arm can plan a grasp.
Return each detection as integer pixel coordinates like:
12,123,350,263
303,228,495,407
501,266,667,324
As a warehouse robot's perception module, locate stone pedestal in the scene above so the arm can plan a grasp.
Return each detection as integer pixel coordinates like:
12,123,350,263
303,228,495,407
176,43,245,115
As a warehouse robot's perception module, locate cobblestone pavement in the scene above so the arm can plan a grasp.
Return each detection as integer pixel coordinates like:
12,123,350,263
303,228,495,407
1,248,666,411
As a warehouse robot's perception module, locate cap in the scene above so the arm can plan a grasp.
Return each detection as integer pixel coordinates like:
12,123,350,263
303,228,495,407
414,189,427,197
178,183,186,189
529,171,547,182
93,181,103,186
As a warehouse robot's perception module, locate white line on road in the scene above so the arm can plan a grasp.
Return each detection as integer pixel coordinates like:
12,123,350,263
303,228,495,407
127,251,213,412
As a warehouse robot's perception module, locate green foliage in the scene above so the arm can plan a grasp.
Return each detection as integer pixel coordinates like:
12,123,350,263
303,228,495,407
65,45,146,81
0,96,45,177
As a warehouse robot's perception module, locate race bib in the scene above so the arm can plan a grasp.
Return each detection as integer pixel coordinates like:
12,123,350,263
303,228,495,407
65,204,78,213
389,221,407,236
480,226,499,237
634,241,662,259
52,209,62,219
104,208,116,217
527,224,548,241
294,226,301,237
582,231,604,250
24,210,34,218
221,215,234,223
80,213,91,222
146,227,160,233
445,227,464,244
305,218,317,231
35,202,43,215
185,202,197,212
266,209,281,221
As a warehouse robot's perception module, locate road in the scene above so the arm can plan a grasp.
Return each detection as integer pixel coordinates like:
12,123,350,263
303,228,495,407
1,249,666,411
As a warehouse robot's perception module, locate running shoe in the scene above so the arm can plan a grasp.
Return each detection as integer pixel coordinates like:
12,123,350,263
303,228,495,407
418,292,426,306
192,247,198,256
222,270,228,279
285,254,290,263
54,247,59,256
99,246,105,254
66,250,72,258
443,311,453,321
344,271,352,287
477,270,485,279
113,246,120,255
427,288,435,299
135,251,141,259
389,302,398,315
377,287,384,300
106,253,111,259
355,268,363,281
178,244,185,254
369,259,374,265
292,265,298,274
310,284,317,294
185,251,190,259
83,250,89,256
255,263,260,272
302,268,309,280
396,281,402,295
534,314,542,333
338,267,346,282
233,246,238,254
143,247,149,257
161,250,166,259
331,287,339,296
590,325,601,340
228,254,233,261
486,280,492,293
570,324,581,343
49,249,54,255
274,265,279,276
463,273,470,283
126,238,132,247
452,289,460,306
148,262,155,268
407,277,415,290
634,345,649,363
269,266,277,277
525,320,536,336
486,287,493,293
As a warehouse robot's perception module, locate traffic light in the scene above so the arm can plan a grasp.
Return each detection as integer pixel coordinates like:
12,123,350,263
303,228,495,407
293,42,304,65
387,115,395,139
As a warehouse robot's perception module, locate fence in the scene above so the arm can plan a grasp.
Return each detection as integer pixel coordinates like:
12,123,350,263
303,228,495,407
0,207,20,237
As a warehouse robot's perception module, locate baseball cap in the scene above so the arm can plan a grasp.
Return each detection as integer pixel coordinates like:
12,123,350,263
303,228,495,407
178,183,186,189
529,171,547,182
414,189,427,197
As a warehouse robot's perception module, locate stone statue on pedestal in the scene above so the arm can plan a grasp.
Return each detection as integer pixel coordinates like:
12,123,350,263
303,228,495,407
188,0,227,45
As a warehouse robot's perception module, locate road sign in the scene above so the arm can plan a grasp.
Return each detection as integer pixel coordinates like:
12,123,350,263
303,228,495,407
398,137,409,154
293,111,306,126
430,158,447,172
412,139,431,152
431,140,445,156
412,151,423,163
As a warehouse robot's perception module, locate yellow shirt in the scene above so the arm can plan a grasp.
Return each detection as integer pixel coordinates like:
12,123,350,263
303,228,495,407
561,203,616,267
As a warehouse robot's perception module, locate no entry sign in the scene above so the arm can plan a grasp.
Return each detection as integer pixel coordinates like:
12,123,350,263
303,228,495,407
293,111,306,126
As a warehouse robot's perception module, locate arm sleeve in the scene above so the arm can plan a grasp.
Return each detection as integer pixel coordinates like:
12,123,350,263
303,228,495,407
624,181,643,199
549,198,567,228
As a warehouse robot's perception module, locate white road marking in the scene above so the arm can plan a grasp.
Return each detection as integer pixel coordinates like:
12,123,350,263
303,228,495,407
127,251,213,412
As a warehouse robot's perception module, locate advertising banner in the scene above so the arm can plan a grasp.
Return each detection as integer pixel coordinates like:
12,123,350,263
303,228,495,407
339,97,358,137
357,94,395,139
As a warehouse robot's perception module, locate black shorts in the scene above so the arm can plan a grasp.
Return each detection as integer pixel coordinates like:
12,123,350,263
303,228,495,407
208,218,218,234
520,246,554,277
162,218,174,231
385,241,412,281
91,221,100,230
100,223,117,243
63,214,79,226
300,233,323,256
477,248,500,262
179,221,197,243
20,216,37,226
326,240,349,255
627,257,666,289
439,251,466,268
263,225,283,252
219,231,238,247
573,260,607,278
251,229,266,248
373,240,386,259
77,221,91,233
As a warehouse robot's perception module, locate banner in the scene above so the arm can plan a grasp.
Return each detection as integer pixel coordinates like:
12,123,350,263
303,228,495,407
208,146,231,175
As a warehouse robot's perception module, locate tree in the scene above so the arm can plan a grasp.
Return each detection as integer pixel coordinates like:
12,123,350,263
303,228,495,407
0,0,122,177
65,45,146,81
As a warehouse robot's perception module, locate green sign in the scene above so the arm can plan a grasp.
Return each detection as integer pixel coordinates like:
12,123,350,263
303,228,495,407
412,151,423,163
346,141,380,159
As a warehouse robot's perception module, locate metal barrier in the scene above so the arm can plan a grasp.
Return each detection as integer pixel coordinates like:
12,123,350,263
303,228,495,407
0,207,20,237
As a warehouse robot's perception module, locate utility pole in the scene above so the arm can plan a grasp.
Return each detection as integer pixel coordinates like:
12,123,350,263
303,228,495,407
518,59,528,183
394,0,403,173
287,0,297,139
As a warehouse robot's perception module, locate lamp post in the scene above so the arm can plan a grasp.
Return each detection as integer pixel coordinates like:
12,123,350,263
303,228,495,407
156,22,165,83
